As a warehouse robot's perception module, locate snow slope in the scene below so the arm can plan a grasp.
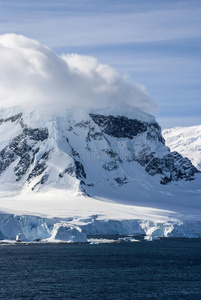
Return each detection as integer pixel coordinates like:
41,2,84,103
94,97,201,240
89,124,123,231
163,125,201,171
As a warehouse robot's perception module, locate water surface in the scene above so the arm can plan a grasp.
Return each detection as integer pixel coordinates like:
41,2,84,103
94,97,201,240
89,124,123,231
0,238,201,299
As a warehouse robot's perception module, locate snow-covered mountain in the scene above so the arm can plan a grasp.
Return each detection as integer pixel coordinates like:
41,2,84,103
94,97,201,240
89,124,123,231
0,34,201,243
0,107,198,195
0,106,201,242
163,125,201,171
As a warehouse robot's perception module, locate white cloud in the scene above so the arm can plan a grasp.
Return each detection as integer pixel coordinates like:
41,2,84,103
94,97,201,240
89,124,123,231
0,34,156,114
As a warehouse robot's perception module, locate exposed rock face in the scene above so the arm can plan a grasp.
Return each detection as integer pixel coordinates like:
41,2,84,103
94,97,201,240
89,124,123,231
0,113,49,185
0,110,199,195
145,152,198,184
90,114,148,138
0,113,22,124
27,151,49,182
90,114,165,143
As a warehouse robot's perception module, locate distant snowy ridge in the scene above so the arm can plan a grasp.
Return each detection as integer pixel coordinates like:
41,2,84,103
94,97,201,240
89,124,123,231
163,125,201,171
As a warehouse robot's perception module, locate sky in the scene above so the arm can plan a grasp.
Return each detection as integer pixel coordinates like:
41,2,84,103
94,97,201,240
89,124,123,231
0,0,201,128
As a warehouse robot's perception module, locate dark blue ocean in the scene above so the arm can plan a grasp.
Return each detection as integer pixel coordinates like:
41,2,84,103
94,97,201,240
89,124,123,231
1,238,201,299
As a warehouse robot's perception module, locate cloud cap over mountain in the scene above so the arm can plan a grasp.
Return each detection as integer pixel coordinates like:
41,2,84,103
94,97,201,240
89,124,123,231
0,34,156,114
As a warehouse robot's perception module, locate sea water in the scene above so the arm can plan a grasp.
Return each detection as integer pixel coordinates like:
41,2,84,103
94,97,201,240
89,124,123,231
0,238,201,299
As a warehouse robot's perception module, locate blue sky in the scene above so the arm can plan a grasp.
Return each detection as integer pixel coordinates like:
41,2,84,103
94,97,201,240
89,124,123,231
0,0,201,128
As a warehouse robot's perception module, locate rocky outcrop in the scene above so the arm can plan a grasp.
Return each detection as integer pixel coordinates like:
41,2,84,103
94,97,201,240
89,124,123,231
0,113,49,183
145,152,199,184
90,114,149,138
